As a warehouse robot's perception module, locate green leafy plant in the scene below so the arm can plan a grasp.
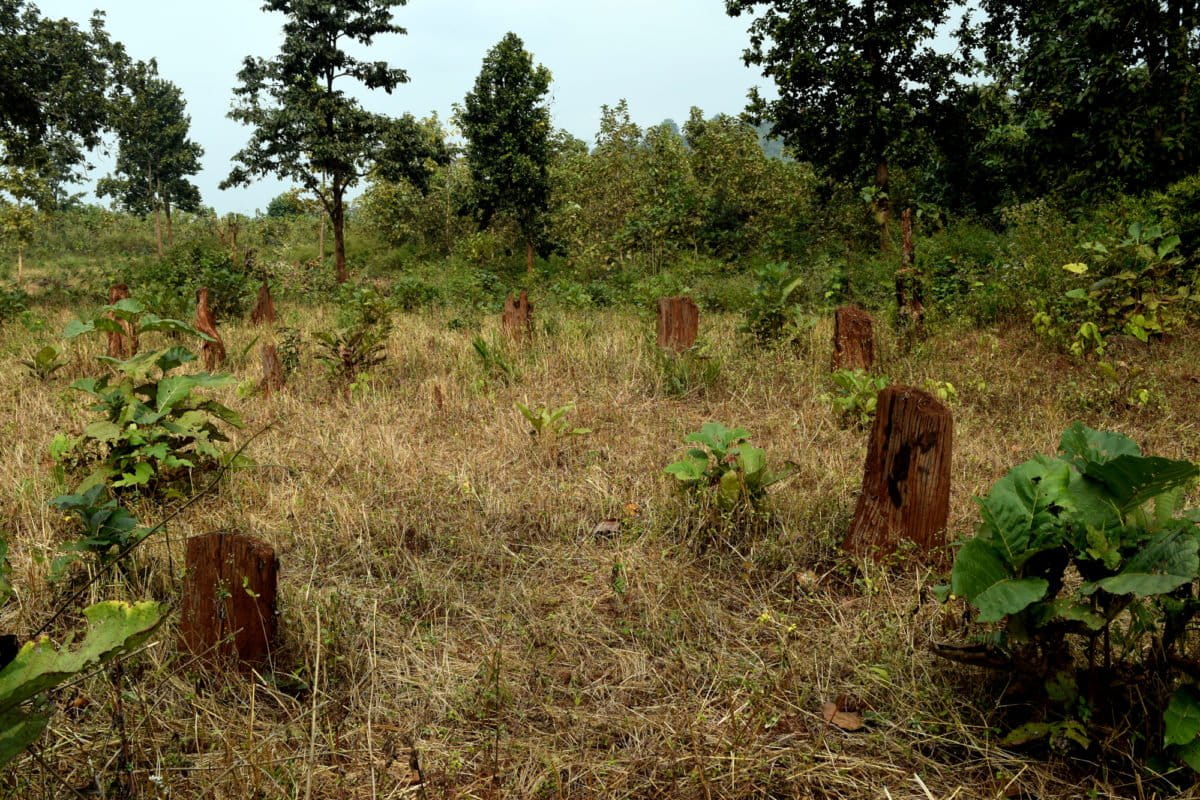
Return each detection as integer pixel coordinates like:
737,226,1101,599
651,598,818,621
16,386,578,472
313,326,388,390
19,345,68,382
822,369,889,427
0,600,163,767
654,342,721,397
516,402,591,438
938,423,1200,772
740,262,805,343
664,423,794,549
471,335,519,387
57,300,242,492
48,486,149,579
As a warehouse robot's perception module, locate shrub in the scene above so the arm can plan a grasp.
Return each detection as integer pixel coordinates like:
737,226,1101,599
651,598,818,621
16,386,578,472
939,423,1200,773
740,262,804,342
391,275,442,310
125,242,251,319
822,369,889,428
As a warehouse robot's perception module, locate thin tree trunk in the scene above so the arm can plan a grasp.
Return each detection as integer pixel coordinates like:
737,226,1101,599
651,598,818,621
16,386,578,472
154,203,163,259
333,196,347,284
319,208,326,261
16,245,23,284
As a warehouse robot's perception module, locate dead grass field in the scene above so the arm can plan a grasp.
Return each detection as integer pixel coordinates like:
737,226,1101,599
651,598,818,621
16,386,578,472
1,298,1199,799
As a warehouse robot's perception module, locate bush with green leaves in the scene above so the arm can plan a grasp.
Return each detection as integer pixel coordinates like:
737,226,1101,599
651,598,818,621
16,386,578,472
516,402,591,439
740,262,805,343
19,344,68,382
55,299,242,492
0,284,28,323
822,369,889,428
471,335,519,388
48,485,149,579
1032,221,1196,357
314,284,393,391
0,600,163,767
940,423,1200,773
654,341,721,397
664,423,794,549
123,241,251,319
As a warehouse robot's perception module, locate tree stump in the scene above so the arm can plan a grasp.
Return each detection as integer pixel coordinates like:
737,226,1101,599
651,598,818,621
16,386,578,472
260,344,285,396
844,385,952,561
657,296,699,353
895,209,925,338
502,291,533,339
179,532,279,667
832,306,875,371
194,287,226,371
250,280,276,326
106,284,137,359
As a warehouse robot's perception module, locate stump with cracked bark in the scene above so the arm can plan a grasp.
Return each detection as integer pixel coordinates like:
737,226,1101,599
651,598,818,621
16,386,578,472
502,291,533,339
179,532,279,667
260,344,285,396
657,296,699,353
832,306,875,372
194,287,226,371
107,284,137,359
844,385,952,561
250,280,276,326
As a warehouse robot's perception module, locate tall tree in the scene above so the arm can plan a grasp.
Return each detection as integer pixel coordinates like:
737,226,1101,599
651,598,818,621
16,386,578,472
222,0,412,284
970,0,1200,198
98,59,203,257
459,32,552,274
727,0,962,247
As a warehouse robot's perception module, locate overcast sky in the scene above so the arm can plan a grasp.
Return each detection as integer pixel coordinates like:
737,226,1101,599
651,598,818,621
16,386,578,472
33,0,774,214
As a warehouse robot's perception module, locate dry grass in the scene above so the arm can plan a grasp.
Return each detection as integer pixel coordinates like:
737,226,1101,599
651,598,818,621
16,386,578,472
1,296,1199,799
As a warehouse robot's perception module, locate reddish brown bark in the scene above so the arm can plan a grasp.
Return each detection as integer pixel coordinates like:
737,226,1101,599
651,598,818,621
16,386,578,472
657,296,699,353
832,307,876,372
106,284,137,359
250,281,276,326
193,287,226,371
844,385,952,562
260,344,285,397
502,291,533,339
179,532,279,668
896,208,925,337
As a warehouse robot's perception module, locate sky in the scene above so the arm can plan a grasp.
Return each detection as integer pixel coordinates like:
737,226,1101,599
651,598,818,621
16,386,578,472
33,0,775,215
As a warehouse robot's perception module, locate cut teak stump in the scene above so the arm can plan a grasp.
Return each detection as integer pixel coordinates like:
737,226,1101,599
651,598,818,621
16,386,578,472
502,291,533,339
179,532,279,667
843,385,952,562
260,344,285,396
194,287,226,371
107,284,137,359
250,280,276,326
657,296,699,353
832,306,875,372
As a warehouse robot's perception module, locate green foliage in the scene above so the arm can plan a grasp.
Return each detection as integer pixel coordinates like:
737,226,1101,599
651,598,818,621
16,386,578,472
0,600,163,768
124,241,251,320
471,336,519,387
665,423,794,549
740,262,804,343
459,32,553,263
48,485,148,578
943,423,1200,770
391,275,442,310
822,369,889,428
515,402,590,438
0,285,27,322
58,299,242,492
654,344,721,397
18,344,67,382
1032,221,1195,356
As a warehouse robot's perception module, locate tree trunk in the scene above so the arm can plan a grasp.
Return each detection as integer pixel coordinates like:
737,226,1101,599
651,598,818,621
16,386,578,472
502,291,534,339
896,208,925,340
179,532,279,668
832,306,876,372
843,385,952,562
154,203,163,259
332,195,347,284
657,296,699,353
250,280,276,326
15,246,22,285
261,344,285,396
193,287,226,371
107,284,137,359
319,208,326,261
875,160,890,251
526,239,534,275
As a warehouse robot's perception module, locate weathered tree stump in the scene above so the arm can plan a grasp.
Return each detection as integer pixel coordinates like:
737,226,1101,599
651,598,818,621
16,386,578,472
179,532,279,667
502,291,533,339
260,344,285,396
193,287,226,371
657,296,699,353
250,280,276,326
106,284,137,359
832,307,875,372
895,208,925,338
843,385,952,561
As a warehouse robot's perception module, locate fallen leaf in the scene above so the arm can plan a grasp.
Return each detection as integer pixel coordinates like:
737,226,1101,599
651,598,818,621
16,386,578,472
821,701,864,732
